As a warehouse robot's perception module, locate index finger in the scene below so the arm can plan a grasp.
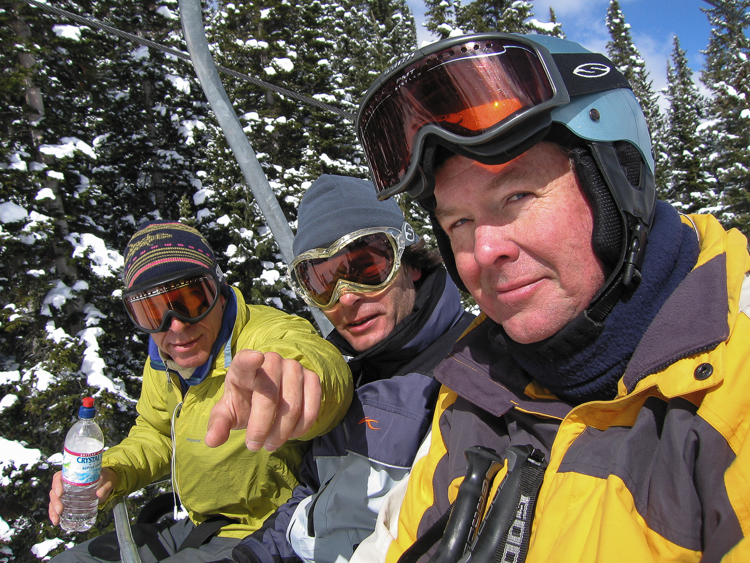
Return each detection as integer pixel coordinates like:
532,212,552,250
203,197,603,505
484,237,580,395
241,352,284,450
48,471,64,526
205,349,266,448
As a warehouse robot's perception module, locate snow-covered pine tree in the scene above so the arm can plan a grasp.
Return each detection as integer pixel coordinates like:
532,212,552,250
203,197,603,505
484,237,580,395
456,0,555,35
422,0,562,38
543,7,566,39
423,0,461,39
605,0,668,197
2,0,215,558
700,0,750,237
342,0,418,93
664,35,716,215
88,0,211,240
1,1,150,559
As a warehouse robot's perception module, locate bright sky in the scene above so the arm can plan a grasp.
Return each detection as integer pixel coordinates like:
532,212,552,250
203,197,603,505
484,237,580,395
406,0,748,101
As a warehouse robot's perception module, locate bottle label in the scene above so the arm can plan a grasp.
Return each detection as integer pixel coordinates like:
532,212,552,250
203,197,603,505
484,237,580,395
62,447,103,486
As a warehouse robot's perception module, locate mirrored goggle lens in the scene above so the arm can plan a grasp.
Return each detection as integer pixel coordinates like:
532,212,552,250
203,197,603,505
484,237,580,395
124,275,218,331
359,38,556,194
293,233,396,307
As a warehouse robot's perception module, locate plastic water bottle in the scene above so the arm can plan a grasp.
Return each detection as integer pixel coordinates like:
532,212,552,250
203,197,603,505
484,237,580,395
60,397,104,533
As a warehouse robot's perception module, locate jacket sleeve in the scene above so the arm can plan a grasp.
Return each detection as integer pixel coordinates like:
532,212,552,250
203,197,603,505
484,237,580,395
349,427,433,563
101,362,175,502
236,305,353,440
232,454,320,563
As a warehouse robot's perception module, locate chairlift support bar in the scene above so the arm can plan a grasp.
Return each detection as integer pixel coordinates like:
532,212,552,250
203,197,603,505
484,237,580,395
179,0,333,335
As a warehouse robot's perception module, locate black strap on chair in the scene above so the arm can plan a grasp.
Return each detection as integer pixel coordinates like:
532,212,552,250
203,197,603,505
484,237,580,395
176,515,238,552
135,493,178,525
462,446,547,563
88,522,172,561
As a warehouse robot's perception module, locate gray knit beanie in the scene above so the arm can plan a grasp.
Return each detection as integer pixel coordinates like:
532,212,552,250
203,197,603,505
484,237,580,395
293,175,416,256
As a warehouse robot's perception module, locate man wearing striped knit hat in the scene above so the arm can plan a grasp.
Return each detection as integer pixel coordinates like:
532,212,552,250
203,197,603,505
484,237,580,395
48,220,352,562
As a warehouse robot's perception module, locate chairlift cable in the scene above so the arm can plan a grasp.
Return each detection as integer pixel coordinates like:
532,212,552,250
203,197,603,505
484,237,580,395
701,0,750,25
18,0,356,121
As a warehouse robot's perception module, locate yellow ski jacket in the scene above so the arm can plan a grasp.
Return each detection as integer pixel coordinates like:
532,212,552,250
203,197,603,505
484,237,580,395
386,214,750,563
103,287,352,538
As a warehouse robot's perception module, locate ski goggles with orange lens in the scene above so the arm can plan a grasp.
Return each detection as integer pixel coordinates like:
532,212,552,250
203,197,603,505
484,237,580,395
288,224,415,310
123,269,221,333
357,33,632,200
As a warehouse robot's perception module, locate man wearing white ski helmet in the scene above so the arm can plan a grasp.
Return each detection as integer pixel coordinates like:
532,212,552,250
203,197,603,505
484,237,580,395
350,33,750,563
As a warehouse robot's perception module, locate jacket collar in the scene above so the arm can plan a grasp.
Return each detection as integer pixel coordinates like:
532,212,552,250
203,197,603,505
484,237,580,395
329,267,466,385
434,316,575,420
621,213,743,393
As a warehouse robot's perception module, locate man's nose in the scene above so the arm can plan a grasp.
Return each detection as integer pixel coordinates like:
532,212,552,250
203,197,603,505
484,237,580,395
167,316,191,332
336,290,363,308
473,225,519,268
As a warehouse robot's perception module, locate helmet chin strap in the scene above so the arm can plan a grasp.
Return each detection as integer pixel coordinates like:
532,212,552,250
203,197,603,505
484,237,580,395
572,141,655,323
587,142,654,289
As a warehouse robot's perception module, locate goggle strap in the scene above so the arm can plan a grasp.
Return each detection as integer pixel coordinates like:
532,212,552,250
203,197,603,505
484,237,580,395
550,52,631,97
416,120,551,201
450,118,551,162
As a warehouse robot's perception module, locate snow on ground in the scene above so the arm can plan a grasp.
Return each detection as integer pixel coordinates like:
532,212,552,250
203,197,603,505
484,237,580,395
31,537,64,559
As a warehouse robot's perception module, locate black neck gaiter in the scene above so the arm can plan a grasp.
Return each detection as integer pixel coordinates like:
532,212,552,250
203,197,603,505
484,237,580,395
492,201,699,404
329,267,448,387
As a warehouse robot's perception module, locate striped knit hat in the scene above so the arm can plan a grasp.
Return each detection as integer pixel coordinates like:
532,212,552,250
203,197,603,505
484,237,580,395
123,220,218,290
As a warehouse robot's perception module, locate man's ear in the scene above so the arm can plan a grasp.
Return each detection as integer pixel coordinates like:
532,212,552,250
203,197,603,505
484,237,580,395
406,265,422,283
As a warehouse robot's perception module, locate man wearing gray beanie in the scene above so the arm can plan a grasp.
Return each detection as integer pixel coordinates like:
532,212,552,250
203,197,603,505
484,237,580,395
230,174,474,563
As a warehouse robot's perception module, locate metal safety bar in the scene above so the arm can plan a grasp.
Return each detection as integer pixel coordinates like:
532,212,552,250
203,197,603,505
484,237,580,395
112,498,141,563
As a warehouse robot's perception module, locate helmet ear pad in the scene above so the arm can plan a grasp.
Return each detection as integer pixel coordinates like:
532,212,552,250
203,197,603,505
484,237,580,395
569,145,625,272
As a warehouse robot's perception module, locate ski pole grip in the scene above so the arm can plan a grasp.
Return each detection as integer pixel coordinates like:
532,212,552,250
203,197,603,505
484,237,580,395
428,446,504,563
461,445,547,563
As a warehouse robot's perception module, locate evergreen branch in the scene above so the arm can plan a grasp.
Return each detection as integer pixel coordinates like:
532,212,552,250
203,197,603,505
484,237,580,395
19,0,357,121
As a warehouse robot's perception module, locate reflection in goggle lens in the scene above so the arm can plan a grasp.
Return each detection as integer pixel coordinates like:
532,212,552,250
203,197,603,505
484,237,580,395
294,233,396,307
359,39,555,194
124,275,218,332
